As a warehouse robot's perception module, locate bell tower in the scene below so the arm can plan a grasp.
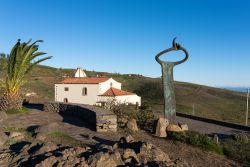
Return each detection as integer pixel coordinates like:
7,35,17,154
74,67,87,78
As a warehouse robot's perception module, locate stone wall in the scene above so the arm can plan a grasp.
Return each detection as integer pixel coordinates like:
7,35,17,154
43,102,117,132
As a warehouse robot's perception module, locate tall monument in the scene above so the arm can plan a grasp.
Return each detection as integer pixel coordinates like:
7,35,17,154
155,38,189,122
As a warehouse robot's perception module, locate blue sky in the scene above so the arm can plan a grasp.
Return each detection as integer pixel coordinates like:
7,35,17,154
0,0,250,87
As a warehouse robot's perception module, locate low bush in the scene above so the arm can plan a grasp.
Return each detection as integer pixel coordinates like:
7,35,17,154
222,133,250,163
168,131,223,154
136,110,155,132
105,100,156,131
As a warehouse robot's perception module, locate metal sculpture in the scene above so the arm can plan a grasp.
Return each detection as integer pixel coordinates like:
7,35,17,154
155,38,189,122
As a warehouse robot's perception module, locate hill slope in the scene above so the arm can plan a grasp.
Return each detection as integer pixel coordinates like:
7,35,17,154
0,65,247,125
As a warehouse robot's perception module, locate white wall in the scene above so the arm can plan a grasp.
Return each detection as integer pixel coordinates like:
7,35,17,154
55,84,99,105
55,78,141,106
116,95,141,106
98,95,141,106
99,78,121,94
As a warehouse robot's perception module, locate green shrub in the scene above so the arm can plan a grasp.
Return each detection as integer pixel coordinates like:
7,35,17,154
168,131,223,154
106,100,155,131
136,110,155,132
222,133,250,163
232,133,249,144
168,131,187,142
188,131,223,154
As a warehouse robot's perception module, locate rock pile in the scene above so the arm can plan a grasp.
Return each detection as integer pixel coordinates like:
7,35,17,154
0,136,188,167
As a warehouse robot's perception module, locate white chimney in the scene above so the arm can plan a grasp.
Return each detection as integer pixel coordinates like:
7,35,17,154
74,67,87,78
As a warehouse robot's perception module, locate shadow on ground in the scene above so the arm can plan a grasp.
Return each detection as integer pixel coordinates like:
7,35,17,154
59,113,96,131
23,103,96,131
23,103,44,110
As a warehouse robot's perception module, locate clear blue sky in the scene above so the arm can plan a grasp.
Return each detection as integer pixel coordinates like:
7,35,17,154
0,0,250,87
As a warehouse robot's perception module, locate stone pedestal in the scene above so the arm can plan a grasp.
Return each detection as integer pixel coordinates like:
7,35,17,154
155,118,169,137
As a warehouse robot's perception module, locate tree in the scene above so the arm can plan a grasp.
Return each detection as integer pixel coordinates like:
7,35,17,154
0,39,52,111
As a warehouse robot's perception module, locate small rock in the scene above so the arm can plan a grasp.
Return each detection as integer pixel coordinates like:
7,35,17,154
112,143,119,150
166,124,183,132
35,133,47,141
213,134,219,144
9,132,25,140
138,142,170,163
155,117,169,137
152,147,171,162
123,148,139,163
88,152,117,167
125,135,135,143
174,158,189,167
110,151,124,166
178,123,188,131
126,119,139,132
0,131,8,146
0,111,7,123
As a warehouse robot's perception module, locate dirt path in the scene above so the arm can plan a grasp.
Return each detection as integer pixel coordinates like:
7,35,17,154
175,116,249,138
0,109,121,146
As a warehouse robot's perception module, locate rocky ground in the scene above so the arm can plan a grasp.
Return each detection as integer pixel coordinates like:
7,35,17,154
0,109,241,167
0,134,189,167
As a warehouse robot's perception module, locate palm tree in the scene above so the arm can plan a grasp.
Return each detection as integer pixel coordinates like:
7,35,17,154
0,39,52,111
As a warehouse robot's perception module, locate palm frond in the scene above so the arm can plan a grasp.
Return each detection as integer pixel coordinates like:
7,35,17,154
5,39,52,95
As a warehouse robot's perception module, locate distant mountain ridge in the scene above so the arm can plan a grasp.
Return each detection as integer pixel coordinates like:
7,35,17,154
223,87,249,93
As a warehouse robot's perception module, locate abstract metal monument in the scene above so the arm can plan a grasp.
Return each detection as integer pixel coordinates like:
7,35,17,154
155,38,189,122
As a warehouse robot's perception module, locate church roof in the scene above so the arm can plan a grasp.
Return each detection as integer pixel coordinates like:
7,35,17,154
99,87,135,96
57,77,110,84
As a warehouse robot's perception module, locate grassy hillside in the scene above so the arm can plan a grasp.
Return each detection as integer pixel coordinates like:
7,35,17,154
0,65,247,125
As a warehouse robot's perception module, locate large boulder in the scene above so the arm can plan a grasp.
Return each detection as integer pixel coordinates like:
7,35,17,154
167,124,183,132
33,142,58,156
88,152,120,167
9,132,25,141
35,122,62,134
137,142,171,163
126,119,139,132
155,117,169,137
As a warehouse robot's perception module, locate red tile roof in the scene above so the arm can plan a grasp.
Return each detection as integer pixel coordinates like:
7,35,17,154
99,87,135,96
57,77,109,84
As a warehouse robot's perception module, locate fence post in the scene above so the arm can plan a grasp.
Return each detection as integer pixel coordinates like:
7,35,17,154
246,88,249,126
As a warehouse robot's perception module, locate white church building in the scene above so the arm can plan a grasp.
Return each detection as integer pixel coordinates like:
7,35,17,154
55,68,141,106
